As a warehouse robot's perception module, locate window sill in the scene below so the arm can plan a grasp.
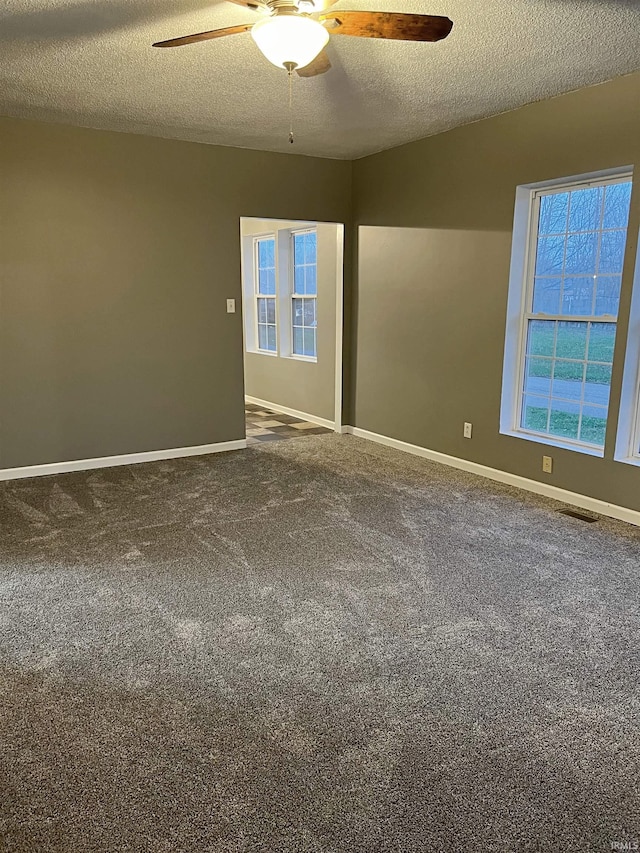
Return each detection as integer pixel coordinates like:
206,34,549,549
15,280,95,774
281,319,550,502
284,354,318,364
613,454,640,468
246,349,278,357
500,427,604,458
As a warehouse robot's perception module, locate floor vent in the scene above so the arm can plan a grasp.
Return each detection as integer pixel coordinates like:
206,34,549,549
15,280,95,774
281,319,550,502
558,509,598,523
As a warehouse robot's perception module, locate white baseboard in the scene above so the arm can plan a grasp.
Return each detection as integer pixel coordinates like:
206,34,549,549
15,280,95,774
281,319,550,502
345,426,640,528
0,439,246,482
245,396,335,431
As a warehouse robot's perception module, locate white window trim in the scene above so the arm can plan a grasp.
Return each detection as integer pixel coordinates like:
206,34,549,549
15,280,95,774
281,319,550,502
500,167,633,458
288,227,318,363
614,232,640,466
250,233,278,356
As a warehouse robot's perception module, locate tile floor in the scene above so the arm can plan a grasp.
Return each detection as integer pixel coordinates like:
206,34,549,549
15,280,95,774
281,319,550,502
245,403,332,445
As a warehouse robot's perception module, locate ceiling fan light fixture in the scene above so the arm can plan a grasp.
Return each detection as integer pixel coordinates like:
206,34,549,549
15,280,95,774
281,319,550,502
251,14,329,70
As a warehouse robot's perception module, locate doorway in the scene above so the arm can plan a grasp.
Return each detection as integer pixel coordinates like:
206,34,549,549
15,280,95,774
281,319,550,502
239,217,344,444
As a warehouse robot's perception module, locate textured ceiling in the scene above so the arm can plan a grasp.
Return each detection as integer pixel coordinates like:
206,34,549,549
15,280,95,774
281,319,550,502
1,0,640,159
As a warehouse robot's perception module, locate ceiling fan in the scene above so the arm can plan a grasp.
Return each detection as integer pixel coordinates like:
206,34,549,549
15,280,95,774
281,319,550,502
152,0,453,78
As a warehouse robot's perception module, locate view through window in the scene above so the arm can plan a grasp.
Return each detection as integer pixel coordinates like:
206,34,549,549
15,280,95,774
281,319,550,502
292,230,318,358
518,178,632,449
255,236,277,352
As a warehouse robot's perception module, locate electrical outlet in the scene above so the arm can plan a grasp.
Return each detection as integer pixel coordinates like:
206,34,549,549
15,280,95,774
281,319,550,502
542,455,553,474
226,299,236,314
463,422,473,439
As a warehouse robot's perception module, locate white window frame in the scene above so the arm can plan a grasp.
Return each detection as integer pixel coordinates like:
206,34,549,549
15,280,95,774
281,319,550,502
614,238,640,466
289,228,318,362
500,168,633,458
253,234,278,356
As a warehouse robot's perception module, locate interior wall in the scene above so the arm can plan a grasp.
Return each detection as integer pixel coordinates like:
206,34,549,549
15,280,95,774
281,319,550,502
352,71,640,512
0,116,352,469
241,218,339,423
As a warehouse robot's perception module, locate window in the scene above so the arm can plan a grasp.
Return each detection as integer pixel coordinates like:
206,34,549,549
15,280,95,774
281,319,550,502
254,236,277,352
291,230,317,359
502,172,632,453
242,225,321,362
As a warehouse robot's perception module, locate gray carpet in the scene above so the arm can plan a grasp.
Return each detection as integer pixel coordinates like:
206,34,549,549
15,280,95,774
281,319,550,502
0,434,639,852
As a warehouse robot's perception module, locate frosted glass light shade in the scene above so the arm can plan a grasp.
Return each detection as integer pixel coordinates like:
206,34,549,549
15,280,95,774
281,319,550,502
251,15,329,70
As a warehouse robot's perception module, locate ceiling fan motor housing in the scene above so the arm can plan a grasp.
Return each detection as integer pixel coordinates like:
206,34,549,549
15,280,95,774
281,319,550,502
266,0,311,15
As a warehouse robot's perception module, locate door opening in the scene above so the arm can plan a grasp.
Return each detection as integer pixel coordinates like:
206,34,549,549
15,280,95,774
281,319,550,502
239,217,344,443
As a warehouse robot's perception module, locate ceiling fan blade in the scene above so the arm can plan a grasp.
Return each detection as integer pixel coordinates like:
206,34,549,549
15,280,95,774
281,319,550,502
296,49,332,77
153,23,253,48
319,11,453,41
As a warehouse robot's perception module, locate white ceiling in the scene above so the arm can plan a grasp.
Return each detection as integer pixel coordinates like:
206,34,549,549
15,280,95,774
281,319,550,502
1,0,640,159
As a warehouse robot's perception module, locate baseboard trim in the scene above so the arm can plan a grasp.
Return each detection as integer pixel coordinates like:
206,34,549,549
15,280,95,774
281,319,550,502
345,426,640,528
0,439,247,482
245,396,335,431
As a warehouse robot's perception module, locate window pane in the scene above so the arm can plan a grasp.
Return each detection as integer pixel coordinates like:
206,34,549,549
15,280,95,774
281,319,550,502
527,320,555,357
532,278,561,314
293,233,304,265
292,298,303,324
524,357,552,396
539,192,568,235
303,299,316,326
257,298,267,324
552,359,584,392
579,405,608,446
584,363,611,407
522,396,549,432
303,328,316,357
587,322,616,363
567,186,602,233
555,321,587,360
561,277,594,316
549,401,580,440
535,236,565,275
603,182,632,229
257,322,276,352
551,365,583,415
594,276,621,316
258,239,274,268
266,299,276,324
305,265,317,296
564,232,598,275
257,238,276,294
294,265,305,294
293,327,304,354
258,268,276,295
599,230,626,274
304,232,317,264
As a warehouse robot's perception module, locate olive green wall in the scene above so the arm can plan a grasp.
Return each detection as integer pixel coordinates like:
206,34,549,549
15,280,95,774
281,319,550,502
242,219,339,423
352,71,640,511
0,116,351,469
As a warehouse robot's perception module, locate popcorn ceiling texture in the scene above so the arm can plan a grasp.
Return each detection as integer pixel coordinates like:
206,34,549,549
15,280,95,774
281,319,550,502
1,0,640,158
0,434,639,850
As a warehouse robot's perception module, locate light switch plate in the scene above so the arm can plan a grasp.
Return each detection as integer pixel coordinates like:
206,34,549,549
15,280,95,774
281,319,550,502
226,299,236,314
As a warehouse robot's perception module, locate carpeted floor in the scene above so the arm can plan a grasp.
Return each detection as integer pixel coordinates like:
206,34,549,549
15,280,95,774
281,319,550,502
0,434,639,852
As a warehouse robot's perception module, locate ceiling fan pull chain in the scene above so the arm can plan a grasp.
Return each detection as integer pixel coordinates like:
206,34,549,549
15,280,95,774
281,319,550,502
289,68,294,144
287,62,295,144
